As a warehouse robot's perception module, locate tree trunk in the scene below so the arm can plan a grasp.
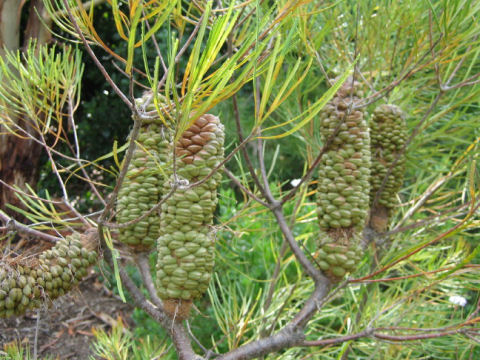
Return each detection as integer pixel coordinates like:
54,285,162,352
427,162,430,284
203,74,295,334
0,0,49,218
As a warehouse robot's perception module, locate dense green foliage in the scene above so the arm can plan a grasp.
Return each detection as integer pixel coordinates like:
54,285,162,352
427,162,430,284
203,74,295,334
1,0,479,359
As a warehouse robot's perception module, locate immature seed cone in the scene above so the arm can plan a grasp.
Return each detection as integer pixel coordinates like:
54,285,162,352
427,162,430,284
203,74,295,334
156,114,224,320
116,123,172,250
0,232,98,318
316,77,371,281
116,93,174,251
316,234,363,279
369,104,407,232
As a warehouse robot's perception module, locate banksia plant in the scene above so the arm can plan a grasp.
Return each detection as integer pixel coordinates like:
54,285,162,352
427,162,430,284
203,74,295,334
156,114,224,320
369,104,407,233
115,94,173,251
0,232,97,318
316,77,371,281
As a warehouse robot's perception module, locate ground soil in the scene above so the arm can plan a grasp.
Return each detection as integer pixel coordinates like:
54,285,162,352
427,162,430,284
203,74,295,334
0,273,133,359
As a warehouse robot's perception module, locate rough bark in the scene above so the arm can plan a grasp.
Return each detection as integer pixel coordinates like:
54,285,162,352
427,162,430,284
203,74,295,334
23,0,52,46
0,0,50,218
0,129,43,216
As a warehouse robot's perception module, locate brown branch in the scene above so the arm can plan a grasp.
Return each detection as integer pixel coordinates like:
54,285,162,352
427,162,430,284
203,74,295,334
136,253,164,310
216,283,331,360
302,328,373,347
0,210,61,243
223,167,269,207
349,265,456,284
217,325,305,360
373,328,462,342
98,116,142,224
95,228,198,360
272,206,323,282
175,15,204,64
302,327,468,347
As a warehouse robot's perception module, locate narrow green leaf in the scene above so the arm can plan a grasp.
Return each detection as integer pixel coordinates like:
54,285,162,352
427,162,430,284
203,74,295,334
111,0,127,40
259,64,354,139
125,1,143,75
112,140,120,169
137,2,176,47
258,36,283,123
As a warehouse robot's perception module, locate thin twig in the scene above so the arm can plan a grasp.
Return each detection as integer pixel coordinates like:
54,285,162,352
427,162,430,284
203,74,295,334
61,0,132,109
136,253,164,310
38,132,69,201
256,134,277,207
217,283,331,360
0,120,93,163
0,210,61,243
261,240,288,323
355,201,480,282
110,60,150,90
387,203,469,237
272,206,323,282
301,326,467,346
106,186,175,229
187,132,255,190
227,32,268,199
442,35,478,90
302,328,373,347
33,309,40,360
355,35,443,109
175,15,204,64
62,200,91,228
393,169,448,229
0,180,63,205
66,94,106,205
186,320,220,358
223,167,269,207
373,328,463,342
99,116,142,224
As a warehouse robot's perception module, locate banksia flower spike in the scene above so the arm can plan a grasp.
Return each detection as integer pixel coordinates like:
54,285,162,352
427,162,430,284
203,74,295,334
369,104,407,233
316,77,371,281
156,114,224,320
0,232,97,318
116,93,173,251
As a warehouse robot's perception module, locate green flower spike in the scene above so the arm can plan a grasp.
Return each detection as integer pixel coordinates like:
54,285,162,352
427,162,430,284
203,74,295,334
156,114,224,320
316,77,371,281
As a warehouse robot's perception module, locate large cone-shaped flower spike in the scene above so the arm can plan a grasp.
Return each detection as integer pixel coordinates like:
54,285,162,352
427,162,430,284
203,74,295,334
0,232,98,318
369,104,407,233
116,94,173,251
156,114,224,320
316,77,371,281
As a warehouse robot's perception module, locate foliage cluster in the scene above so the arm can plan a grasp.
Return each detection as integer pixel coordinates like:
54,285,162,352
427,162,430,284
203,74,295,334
0,0,479,359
